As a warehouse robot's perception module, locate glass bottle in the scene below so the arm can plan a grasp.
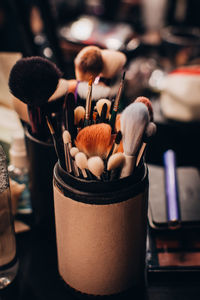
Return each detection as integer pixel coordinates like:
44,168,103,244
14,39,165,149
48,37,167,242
8,134,32,215
0,144,18,289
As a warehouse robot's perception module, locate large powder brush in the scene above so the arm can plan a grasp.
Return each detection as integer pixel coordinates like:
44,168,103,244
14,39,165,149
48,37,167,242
120,102,149,178
75,123,113,158
9,56,62,106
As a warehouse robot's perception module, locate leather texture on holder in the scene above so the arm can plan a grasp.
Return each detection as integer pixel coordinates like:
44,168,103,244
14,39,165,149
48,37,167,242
53,184,148,296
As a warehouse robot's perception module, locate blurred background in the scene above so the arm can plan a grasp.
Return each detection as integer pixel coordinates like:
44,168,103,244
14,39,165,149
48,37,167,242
0,0,200,165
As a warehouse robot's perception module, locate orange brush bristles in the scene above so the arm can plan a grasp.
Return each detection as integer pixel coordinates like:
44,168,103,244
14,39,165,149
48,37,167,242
135,96,153,121
75,123,113,158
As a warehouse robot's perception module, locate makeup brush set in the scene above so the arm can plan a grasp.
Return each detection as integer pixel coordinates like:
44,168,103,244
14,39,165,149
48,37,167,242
8,56,156,183
48,74,156,181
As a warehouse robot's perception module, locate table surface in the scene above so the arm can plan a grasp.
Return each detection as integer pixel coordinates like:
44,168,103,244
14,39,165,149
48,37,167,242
1,223,200,300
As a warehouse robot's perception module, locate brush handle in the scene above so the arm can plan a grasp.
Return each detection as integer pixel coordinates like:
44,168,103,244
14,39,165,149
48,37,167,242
136,143,147,167
163,150,181,229
64,144,73,173
120,155,136,178
84,85,93,126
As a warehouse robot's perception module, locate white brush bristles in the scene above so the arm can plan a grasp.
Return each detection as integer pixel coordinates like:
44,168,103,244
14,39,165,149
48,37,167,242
87,156,104,178
96,99,111,119
62,130,72,145
120,102,149,156
74,106,85,125
70,147,79,158
75,152,88,178
107,153,125,171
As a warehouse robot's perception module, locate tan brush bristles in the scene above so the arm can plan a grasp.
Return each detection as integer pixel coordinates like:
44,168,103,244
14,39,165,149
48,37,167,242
96,98,111,119
62,130,72,148
70,147,79,158
107,152,125,171
87,156,104,178
74,106,85,125
75,152,88,178
75,123,113,158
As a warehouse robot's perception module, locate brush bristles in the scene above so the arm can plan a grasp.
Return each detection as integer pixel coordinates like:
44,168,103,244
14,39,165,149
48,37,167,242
70,147,79,158
96,99,111,119
9,56,62,106
87,156,104,177
75,152,88,170
75,123,113,158
62,130,71,144
107,153,125,171
121,102,149,156
74,106,85,125
135,96,153,121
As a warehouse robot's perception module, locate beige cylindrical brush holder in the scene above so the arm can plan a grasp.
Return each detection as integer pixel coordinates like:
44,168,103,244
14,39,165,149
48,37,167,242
53,163,148,296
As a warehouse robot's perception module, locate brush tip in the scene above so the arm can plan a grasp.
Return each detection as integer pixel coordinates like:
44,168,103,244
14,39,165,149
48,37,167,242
135,96,153,121
9,56,62,106
62,130,71,144
88,156,104,177
107,152,125,171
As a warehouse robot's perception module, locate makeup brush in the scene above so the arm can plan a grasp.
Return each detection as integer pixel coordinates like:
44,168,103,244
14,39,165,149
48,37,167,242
107,152,125,171
9,56,62,106
136,122,157,167
120,102,149,178
69,147,80,177
75,152,88,178
87,156,104,180
96,98,111,120
46,116,65,169
163,149,181,229
62,130,73,173
109,71,126,132
134,96,154,167
107,152,125,181
9,56,62,139
70,147,79,158
75,123,113,159
99,103,108,123
74,106,85,126
84,78,93,127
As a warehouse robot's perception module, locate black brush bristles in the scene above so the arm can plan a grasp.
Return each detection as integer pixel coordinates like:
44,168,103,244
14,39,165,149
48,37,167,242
9,56,62,106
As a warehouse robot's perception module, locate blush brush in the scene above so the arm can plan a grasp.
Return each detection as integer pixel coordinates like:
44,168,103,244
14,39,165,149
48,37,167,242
75,123,113,159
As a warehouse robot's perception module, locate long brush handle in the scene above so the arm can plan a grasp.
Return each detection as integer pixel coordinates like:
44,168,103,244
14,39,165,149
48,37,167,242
163,149,181,229
109,71,125,132
120,155,136,178
84,80,93,127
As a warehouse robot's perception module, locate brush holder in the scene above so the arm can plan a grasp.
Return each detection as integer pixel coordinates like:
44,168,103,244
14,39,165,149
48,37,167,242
24,126,57,236
53,162,149,296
